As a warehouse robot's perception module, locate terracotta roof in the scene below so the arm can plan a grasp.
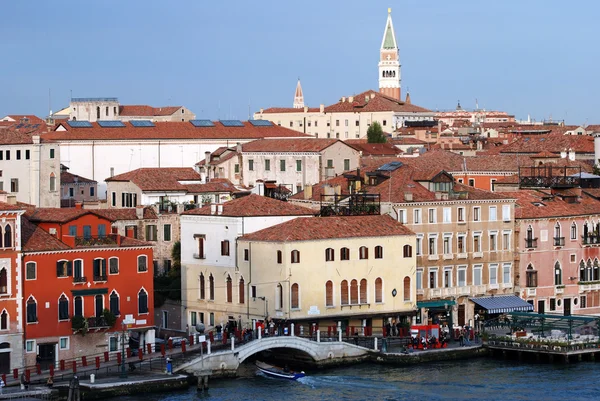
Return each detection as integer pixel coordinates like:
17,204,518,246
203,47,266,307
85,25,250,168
585,124,600,133
93,207,158,221
185,179,237,193
260,107,321,114
0,201,25,211
499,133,594,154
28,209,112,224
182,194,315,217
391,136,428,145
118,105,182,116
533,150,559,158
242,138,339,153
196,148,237,167
493,175,520,185
323,90,431,114
106,168,201,191
1,115,45,124
48,121,310,141
21,217,70,252
239,215,413,242
503,190,600,219
345,140,403,156
61,170,96,184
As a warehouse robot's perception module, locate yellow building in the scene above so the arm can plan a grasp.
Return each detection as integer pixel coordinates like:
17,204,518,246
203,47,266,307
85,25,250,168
238,215,416,334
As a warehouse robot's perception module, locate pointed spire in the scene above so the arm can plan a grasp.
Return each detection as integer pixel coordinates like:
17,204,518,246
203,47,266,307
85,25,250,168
293,79,304,109
381,9,398,50
405,91,411,105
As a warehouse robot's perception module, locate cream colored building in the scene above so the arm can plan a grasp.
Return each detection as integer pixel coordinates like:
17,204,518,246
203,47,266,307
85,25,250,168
65,97,195,122
238,215,416,333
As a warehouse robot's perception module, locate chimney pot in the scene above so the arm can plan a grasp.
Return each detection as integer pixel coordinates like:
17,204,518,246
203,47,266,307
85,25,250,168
217,204,223,215
136,206,144,219
320,104,324,113
236,142,242,154
75,201,83,210
303,184,313,200
210,204,217,215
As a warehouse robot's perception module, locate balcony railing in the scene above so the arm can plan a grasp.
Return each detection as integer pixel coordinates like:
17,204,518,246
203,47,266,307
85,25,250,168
582,235,600,245
87,316,109,329
75,235,118,247
525,238,538,248
553,237,565,247
73,276,87,284
93,275,107,282
193,253,206,260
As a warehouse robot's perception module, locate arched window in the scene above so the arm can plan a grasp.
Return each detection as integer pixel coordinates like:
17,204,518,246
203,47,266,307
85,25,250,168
3,225,11,248
403,244,413,258
375,278,383,303
0,310,7,330
291,250,300,263
594,259,600,281
96,106,100,119
526,225,533,240
26,296,37,323
526,264,538,288
392,71,396,77
226,275,232,303
138,289,148,314
403,277,411,301
586,259,593,282
276,283,283,309
58,294,69,321
291,283,299,309
554,222,563,246
359,279,367,304
340,247,350,261
137,255,148,272
74,296,83,317
350,279,359,304
73,259,84,281
375,246,383,259
110,291,120,316
109,257,119,274
209,274,215,300
95,294,104,317
325,281,334,307
340,280,349,305
554,261,562,286
277,250,282,264
0,268,6,294
359,246,368,260
325,248,335,262
50,173,56,192
382,71,385,78
571,222,577,240
199,273,205,300
239,277,245,304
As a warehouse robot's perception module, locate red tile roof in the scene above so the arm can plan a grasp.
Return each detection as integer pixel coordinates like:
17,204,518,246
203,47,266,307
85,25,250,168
503,190,600,219
239,215,413,242
48,121,310,141
21,217,70,252
260,107,321,114
182,194,315,217
242,138,340,153
2,115,45,124
28,208,113,224
185,179,237,193
0,201,25,211
60,170,96,184
106,168,201,191
345,140,403,156
323,90,431,114
119,105,182,116
499,133,595,154
93,207,158,221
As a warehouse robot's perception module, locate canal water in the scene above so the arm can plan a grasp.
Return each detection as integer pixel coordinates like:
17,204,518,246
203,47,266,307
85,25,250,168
118,358,600,400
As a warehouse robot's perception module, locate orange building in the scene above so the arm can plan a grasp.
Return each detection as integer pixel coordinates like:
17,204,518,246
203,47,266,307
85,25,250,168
21,207,154,368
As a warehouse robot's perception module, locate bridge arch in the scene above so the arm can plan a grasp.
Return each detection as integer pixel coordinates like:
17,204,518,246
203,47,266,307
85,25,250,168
237,337,320,364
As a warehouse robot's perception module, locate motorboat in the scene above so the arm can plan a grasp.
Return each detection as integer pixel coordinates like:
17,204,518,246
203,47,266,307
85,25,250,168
255,361,305,380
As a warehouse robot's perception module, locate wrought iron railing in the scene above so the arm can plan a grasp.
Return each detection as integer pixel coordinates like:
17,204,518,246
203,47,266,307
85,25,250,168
525,238,538,248
553,237,565,246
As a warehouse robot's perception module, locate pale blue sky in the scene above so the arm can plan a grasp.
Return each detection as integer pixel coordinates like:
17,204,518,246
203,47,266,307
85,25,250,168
1,0,598,124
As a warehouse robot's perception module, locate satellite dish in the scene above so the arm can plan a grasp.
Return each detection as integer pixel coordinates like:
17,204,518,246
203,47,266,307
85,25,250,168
195,323,205,334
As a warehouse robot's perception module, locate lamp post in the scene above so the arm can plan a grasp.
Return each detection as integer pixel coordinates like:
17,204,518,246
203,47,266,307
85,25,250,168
120,322,127,379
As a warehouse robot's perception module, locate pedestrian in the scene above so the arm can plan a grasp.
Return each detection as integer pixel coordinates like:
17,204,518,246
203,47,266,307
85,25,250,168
459,328,464,347
20,372,29,390
0,376,5,394
464,326,471,346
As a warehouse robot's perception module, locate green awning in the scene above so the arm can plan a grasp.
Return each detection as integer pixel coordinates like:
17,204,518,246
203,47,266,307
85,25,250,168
417,300,456,309
71,288,108,296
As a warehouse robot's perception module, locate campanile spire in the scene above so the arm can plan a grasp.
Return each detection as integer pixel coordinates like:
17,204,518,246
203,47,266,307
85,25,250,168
378,9,401,100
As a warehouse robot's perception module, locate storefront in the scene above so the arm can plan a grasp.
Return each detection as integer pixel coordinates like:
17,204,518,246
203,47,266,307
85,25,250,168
470,295,534,331
417,300,456,327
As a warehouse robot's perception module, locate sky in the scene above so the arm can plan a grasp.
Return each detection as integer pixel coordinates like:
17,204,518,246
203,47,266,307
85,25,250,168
1,0,599,125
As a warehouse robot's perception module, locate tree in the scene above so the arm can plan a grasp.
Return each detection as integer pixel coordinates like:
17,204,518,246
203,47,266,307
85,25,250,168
367,121,387,143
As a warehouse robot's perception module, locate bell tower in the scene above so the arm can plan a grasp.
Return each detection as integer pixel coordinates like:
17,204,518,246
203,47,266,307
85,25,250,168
378,8,401,100
293,79,304,109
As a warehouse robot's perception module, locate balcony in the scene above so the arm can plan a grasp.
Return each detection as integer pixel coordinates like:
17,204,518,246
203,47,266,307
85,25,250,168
582,235,600,245
87,316,110,329
457,286,471,296
193,253,206,260
473,285,487,295
442,287,457,297
524,238,538,249
553,237,565,247
72,276,87,284
93,275,107,282
74,234,118,247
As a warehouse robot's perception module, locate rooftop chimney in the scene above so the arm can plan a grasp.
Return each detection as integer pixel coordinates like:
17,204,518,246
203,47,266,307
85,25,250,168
320,104,324,113
236,142,242,154
303,184,313,200
75,201,83,210
348,96,354,103
304,106,308,113
217,204,223,215
205,151,211,166
260,108,264,113
370,93,376,99
6,195,16,205
136,206,144,219
210,204,217,215
334,185,341,196
341,97,346,103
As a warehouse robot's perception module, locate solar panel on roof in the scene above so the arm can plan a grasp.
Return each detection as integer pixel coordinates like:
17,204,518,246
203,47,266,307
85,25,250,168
190,119,215,127
377,161,403,171
15,124,24,128
66,120,93,128
97,120,126,128
249,119,273,127
130,120,155,127
220,120,244,127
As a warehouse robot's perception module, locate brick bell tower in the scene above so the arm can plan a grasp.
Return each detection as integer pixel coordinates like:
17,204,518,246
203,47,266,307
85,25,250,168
378,8,401,100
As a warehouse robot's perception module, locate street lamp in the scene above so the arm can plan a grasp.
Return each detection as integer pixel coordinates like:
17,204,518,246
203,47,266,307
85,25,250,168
120,322,127,379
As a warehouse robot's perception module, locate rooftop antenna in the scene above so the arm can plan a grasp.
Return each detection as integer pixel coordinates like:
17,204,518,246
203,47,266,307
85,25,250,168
48,88,52,116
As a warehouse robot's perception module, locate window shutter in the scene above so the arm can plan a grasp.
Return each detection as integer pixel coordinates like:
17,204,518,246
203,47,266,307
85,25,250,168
326,281,333,307
67,261,73,276
341,280,348,305
56,261,62,277
102,259,107,275
360,279,367,303
145,225,150,240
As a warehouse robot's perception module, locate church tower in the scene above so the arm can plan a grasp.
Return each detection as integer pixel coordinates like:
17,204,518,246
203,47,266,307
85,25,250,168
293,79,305,108
378,8,401,100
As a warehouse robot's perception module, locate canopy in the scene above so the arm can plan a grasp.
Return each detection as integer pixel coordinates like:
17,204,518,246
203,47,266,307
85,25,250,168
470,295,533,314
417,300,456,309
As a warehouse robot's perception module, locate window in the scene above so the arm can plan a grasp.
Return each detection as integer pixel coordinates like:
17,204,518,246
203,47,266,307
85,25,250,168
473,233,482,253
458,207,465,222
340,247,350,260
58,295,69,321
473,207,481,222
554,261,562,285
73,259,83,280
350,280,359,304
489,264,498,285
457,234,466,253
550,298,556,311
489,232,497,251
457,267,466,287
26,340,35,353
441,235,451,254
571,222,577,240
56,260,72,278
50,148,55,159
416,237,423,256
248,160,254,171
443,208,451,223
428,208,436,224
1,310,9,330
344,159,350,171
502,205,511,221
138,289,148,314
209,274,215,300
239,277,245,304
296,160,302,172
398,209,407,224
291,283,299,309
403,244,412,258
10,178,18,193
468,179,475,186
503,263,511,285
375,245,383,259
277,250,282,264
16,150,21,160
428,236,437,255
111,192,116,207
319,281,333,309
199,274,205,300
581,296,587,308
325,248,334,261
416,270,423,290
372,277,382,303
443,268,452,288
403,277,411,301
340,280,349,305
110,291,120,315
93,258,107,280
26,262,36,280
473,265,482,286
5,151,9,160
26,297,37,323
221,240,230,256
264,160,270,171
163,224,171,241
276,283,283,309
145,225,157,241
489,206,497,221
109,257,119,274
225,275,232,302
280,160,286,172
137,255,148,272
503,232,511,250
359,246,368,259
414,209,422,224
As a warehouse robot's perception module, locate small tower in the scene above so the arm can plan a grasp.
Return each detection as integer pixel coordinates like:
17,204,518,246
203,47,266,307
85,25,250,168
293,79,304,109
378,8,401,100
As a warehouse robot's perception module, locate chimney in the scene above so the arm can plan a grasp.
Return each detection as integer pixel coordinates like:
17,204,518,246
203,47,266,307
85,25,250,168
303,184,313,200
560,148,567,158
136,206,144,219
477,141,483,151
205,151,210,166
210,204,217,215
6,195,17,205
236,142,242,154
348,96,354,103
323,184,334,196
334,185,341,195
370,93,376,99
355,179,361,191
341,97,346,103
304,106,308,113
260,108,264,114
595,134,600,165
404,192,413,201
75,201,83,210
217,204,223,215
568,148,575,161
320,104,324,113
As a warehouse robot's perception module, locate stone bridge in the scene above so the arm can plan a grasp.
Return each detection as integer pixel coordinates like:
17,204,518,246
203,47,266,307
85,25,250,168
174,336,373,377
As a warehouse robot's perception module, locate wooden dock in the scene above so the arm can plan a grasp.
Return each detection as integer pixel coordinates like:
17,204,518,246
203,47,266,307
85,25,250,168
486,339,600,363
